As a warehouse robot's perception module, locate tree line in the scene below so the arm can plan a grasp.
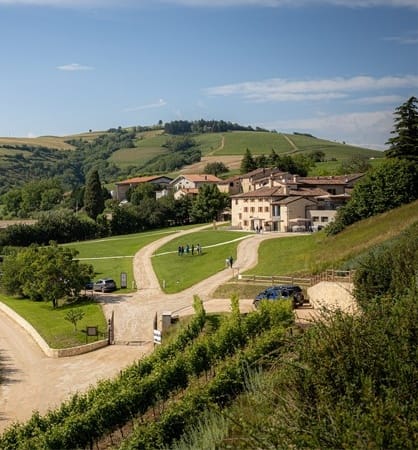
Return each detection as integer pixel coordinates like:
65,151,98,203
164,119,269,135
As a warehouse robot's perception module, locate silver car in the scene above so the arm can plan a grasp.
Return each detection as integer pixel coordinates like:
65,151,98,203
93,278,117,292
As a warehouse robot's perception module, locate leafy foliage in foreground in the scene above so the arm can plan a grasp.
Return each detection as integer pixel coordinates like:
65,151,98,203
0,297,293,449
174,293,418,449
327,158,418,235
353,221,418,306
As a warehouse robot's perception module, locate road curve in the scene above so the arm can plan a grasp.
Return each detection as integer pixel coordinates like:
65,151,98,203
0,226,292,432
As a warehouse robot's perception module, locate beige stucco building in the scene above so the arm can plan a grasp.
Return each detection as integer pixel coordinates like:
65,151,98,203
230,172,363,232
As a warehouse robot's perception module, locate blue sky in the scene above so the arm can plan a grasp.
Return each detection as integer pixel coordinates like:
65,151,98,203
0,1,417,149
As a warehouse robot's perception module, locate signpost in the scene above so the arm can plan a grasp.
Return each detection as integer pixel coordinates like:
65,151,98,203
153,329,162,345
120,272,127,289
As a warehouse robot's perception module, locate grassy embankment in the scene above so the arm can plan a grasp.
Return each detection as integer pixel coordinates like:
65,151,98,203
213,199,418,298
0,296,106,348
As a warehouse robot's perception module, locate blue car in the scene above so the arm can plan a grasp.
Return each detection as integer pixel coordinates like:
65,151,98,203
253,285,304,309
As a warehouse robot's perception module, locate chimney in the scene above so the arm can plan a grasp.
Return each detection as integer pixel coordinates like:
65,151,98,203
283,182,289,195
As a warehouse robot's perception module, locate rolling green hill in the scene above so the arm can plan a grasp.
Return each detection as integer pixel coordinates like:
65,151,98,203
0,126,384,196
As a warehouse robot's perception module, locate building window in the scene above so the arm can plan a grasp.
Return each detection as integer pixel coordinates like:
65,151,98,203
312,216,319,222
321,216,329,223
244,220,248,226
235,199,238,205
265,206,269,212
239,213,242,219
250,207,255,213
273,205,280,216
327,188,336,195
258,207,263,213
244,207,248,212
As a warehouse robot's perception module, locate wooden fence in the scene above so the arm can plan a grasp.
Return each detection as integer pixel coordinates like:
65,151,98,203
237,269,355,287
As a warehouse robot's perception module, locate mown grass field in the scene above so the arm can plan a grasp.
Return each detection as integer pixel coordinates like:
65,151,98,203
64,228,189,292
152,230,251,293
0,296,107,348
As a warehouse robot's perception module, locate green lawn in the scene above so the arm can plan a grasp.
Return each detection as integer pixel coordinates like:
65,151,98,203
64,228,193,292
152,230,251,293
0,296,107,349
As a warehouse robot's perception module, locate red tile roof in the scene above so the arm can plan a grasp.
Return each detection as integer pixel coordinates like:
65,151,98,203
116,175,172,185
179,174,222,182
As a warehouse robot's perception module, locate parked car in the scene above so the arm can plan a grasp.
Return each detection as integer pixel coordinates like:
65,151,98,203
93,278,117,293
253,284,305,309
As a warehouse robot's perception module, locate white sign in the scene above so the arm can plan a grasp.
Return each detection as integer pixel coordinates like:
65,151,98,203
153,329,162,344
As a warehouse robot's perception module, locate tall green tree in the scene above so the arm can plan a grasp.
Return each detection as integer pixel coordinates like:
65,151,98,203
386,96,418,161
240,148,257,174
190,184,228,223
84,169,104,220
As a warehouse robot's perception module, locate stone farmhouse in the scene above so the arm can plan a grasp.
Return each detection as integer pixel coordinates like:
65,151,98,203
222,168,363,232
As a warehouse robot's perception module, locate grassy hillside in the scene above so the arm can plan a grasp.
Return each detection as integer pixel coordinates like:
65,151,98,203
249,199,418,276
112,130,383,177
0,126,384,197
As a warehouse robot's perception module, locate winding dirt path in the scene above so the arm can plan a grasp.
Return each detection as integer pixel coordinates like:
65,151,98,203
0,226,289,431
101,227,279,344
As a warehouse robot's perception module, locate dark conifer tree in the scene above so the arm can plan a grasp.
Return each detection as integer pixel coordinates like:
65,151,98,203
84,169,104,220
386,96,418,161
240,148,257,174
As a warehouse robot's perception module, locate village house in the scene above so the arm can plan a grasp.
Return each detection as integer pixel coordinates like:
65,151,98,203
170,174,222,200
230,172,363,232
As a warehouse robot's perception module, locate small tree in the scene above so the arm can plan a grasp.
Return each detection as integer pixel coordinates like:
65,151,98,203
190,184,228,223
84,169,104,220
64,309,85,332
203,161,229,176
1,243,94,308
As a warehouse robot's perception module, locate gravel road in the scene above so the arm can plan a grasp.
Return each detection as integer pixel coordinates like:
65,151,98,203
0,227,294,432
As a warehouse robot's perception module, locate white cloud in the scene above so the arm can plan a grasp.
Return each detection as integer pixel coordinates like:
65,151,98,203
348,95,404,104
0,0,417,7
383,30,418,45
261,110,393,149
123,98,167,112
205,75,418,103
56,63,93,71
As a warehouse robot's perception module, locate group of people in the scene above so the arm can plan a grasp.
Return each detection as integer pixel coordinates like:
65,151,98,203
178,243,202,256
255,225,263,234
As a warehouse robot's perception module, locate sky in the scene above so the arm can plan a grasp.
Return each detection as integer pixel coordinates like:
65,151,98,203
0,1,417,149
